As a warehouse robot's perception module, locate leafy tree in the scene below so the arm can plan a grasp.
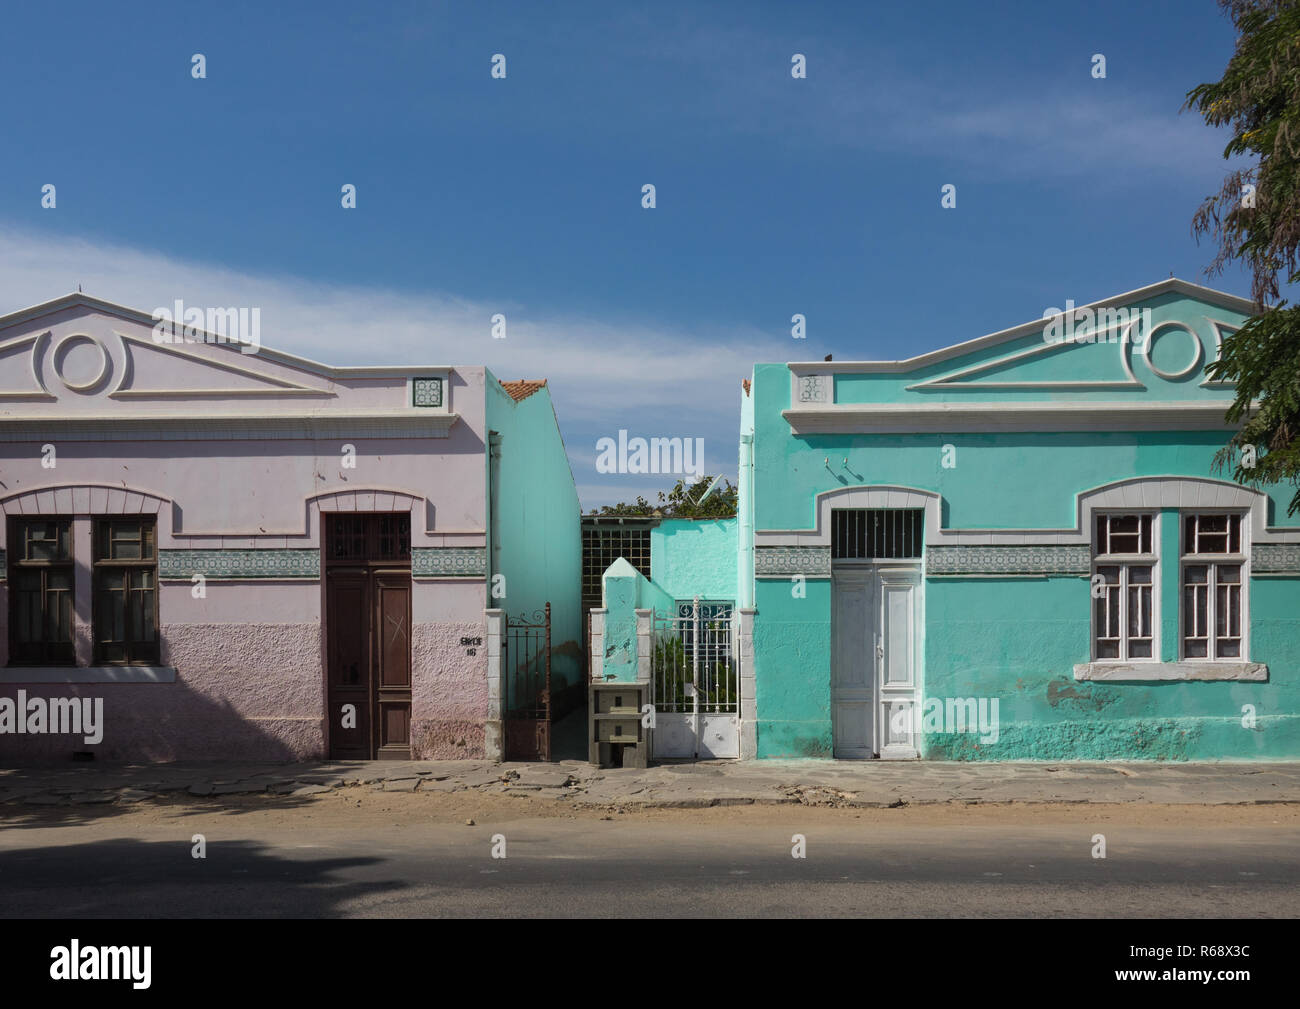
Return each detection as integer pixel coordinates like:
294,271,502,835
1185,0,1300,513
587,475,738,518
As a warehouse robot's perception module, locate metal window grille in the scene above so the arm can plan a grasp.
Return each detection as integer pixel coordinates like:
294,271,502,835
831,509,924,559
653,599,736,715
581,522,652,609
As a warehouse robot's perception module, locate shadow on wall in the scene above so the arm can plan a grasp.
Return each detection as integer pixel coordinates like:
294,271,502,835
0,675,321,767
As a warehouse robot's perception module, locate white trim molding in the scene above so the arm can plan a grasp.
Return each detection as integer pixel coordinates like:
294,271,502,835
754,477,1300,552
0,483,169,518
781,400,1246,435
1074,661,1267,683
756,485,942,548
0,411,459,441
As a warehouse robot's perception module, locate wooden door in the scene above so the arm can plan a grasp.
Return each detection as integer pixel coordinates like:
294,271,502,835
327,571,372,758
374,573,412,758
324,514,412,760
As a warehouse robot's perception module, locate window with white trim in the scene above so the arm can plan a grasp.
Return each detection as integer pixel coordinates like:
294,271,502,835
1092,513,1156,660
1182,513,1247,660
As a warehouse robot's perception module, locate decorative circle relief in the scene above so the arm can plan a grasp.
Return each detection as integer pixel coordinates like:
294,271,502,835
1140,321,1204,380
52,333,111,392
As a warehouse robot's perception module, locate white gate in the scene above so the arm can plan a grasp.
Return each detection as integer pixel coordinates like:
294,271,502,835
651,599,739,759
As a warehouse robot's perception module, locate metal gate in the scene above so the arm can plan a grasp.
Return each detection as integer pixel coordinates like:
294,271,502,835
651,599,739,759
504,603,552,761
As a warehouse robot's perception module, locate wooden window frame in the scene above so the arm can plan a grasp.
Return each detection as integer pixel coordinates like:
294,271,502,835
6,516,75,666
1091,512,1159,662
1180,512,1249,662
92,517,160,665
323,513,411,566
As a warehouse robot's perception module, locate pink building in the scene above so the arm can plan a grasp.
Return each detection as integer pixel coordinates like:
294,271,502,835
0,294,581,764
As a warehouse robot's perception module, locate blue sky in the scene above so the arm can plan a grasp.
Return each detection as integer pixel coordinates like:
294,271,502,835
0,0,1253,507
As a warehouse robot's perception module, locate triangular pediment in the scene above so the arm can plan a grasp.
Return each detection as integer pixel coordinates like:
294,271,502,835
793,280,1255,410
782,280,1257,434
0,294,336,407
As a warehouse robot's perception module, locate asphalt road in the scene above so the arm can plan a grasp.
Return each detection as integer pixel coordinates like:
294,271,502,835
1,819,1297,917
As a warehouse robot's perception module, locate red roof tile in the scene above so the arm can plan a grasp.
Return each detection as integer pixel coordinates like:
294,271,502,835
499,379,548,402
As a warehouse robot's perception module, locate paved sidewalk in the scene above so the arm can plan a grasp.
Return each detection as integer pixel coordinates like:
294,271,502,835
3,758,1300,809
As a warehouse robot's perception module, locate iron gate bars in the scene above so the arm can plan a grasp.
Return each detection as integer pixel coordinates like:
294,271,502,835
652,598,737,716
504,602,552,760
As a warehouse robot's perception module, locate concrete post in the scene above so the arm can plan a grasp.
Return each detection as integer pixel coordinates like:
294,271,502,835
484,609,505,761
635,608,653,688
589,608,607,682
737,607,757,760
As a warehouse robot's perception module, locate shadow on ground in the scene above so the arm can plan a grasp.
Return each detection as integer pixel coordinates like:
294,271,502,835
0,837,401,917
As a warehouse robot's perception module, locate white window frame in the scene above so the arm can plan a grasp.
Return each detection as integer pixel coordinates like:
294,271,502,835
1180,510,1250,663
1091,511,1160,662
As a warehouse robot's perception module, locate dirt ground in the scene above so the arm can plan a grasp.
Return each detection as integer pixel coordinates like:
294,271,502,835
5,787,1299,832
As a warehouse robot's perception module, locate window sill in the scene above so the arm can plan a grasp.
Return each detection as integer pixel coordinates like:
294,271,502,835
0,666,176,684
1073,661,1267,683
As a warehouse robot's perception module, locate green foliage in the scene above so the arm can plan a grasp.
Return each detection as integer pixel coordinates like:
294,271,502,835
1207,307,1300,512
587,475,738,518
1186,1,1300,513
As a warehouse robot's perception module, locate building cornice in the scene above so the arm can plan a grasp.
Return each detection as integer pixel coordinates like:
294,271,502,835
0,411,460,441
781,401,1243,435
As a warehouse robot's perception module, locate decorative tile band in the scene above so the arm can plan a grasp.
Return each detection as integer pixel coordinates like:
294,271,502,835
926,544,1091,575
1253,543,1300,574
159,549,320,580
754,545,831,577
413,546,486,578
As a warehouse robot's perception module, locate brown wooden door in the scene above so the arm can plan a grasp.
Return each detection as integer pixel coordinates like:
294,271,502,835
325,514,412,760
374,573,412,758
327,571,371,758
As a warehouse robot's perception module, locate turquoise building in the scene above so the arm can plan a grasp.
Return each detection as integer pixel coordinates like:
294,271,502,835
739,278,1300,761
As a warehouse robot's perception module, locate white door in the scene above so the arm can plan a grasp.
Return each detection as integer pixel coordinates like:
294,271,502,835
832,566,920,759
877,567,920,760
832,570,874,757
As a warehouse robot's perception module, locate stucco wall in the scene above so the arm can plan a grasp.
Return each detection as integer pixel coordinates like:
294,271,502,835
410,620,488,759
599,558,673,683
485,377,582,702
0,622,324,763
752,578,832,758
923,574,1300,760
651,519,738,602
